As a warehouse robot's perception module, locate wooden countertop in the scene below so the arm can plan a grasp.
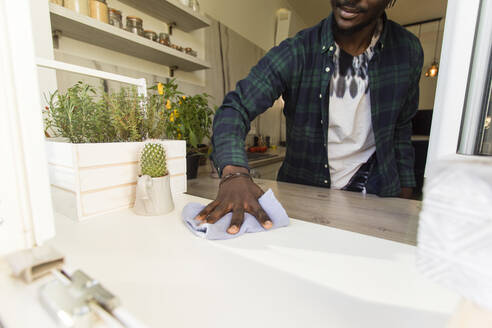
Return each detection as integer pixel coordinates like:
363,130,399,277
187,176,422,245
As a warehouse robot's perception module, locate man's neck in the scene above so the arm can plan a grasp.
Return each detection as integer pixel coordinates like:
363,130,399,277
333,19,379,57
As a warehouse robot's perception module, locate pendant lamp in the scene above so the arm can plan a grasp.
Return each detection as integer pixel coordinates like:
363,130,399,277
426,19,442,78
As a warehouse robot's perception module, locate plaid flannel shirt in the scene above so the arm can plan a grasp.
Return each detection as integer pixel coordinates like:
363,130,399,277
211,14,424,197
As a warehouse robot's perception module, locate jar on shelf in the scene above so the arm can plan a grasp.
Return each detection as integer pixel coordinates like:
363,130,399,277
50,0,64,6
89,0,109,24
185,47,197,57
189,0,200,13
144,30,158,42
158,33,171,46
64,0,89,16
126,16,144,36
108,8,123,28
171,44,184,52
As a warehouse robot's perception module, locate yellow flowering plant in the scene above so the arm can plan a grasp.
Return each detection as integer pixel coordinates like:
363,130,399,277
151,79,214,151
174,93,215,151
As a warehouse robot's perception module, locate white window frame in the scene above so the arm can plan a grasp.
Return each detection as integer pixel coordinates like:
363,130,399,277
425,0,483,177
0,0,56,255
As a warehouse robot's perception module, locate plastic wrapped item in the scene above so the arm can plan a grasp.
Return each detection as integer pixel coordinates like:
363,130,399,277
418,158,492,310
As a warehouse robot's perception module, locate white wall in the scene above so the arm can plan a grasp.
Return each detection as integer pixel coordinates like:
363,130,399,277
31,0,58,103
200,0,307,51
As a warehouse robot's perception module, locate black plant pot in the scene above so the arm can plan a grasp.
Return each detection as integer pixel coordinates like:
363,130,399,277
197,144,209,166
186,153,202,179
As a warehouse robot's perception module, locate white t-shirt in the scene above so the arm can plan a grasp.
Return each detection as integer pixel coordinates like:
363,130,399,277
328,21,382,189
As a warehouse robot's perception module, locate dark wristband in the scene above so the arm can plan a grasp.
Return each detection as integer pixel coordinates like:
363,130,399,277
219,172,252,187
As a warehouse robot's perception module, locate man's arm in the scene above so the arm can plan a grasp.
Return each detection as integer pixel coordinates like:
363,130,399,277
395,40,424,199
211,38,299,175
197,38,301,233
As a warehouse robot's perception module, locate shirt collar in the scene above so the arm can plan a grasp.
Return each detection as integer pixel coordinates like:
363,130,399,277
321,12,389,55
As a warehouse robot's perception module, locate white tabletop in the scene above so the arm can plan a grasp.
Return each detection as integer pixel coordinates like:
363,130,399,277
1,193,459,328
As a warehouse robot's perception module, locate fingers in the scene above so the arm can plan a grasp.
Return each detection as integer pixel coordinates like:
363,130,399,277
195,200,219,221
205,204,230,224
227,208,245,235
254,207,273,230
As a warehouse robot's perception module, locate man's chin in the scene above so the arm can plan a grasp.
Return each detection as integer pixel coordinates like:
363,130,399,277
333,16,371,35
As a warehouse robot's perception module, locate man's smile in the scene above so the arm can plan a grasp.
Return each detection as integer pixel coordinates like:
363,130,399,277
337,6,361,20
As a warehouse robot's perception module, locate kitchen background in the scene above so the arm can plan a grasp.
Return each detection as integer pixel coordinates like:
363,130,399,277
34,0,448,187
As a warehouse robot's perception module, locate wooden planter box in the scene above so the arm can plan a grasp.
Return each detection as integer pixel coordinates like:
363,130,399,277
45,140,187,220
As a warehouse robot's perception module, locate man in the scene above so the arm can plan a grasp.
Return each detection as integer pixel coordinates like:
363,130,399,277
197,0,424,234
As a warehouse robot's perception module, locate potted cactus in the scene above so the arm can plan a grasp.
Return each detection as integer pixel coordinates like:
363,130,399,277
134,141,175,216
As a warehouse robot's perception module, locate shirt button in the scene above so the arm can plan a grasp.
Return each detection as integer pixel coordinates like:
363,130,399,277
324,180,329,184
324,164,328,169
329,46,334,51
325,67,330,73
320,120,323,124
319,94,323,99
322,45,326,50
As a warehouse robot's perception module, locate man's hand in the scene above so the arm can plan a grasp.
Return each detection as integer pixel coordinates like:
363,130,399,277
400,187,413,199
194,165,273,234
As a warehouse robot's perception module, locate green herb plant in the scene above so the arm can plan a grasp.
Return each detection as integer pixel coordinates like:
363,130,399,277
44,80,214,148
104,86,145,142
44,82,115,143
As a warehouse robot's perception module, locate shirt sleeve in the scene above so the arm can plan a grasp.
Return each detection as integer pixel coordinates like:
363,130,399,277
211,38,300,176
394,40,424,188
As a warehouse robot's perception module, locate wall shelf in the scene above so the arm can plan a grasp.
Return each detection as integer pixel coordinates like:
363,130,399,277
118,0,211,33
49,3,210,72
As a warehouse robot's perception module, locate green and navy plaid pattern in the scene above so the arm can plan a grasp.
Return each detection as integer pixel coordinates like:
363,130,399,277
211,14,423,197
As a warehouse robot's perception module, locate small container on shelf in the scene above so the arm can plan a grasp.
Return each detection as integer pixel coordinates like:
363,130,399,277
108,8,123,28
50,0,64,6
185,47,197,57
89,0,109,24
158,33,171,46
171,44,183,52
125,16,144,36
144,30,158,42
64,0,89,16
189,0,200,13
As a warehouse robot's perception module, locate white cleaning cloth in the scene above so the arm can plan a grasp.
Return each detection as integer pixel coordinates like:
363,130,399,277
182,189,289,240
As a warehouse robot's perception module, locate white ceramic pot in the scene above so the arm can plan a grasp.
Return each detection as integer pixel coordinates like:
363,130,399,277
134,175,175,216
